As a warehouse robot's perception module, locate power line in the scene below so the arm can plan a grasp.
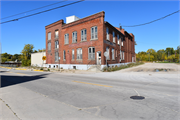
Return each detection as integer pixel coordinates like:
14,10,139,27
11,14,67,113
0,0,67,20
122,10,180,27
0,0,84,24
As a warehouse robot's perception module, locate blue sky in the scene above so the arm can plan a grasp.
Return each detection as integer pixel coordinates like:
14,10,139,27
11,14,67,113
0,0,179,54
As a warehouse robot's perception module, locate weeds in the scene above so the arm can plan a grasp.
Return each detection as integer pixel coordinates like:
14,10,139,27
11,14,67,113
103,62,144,72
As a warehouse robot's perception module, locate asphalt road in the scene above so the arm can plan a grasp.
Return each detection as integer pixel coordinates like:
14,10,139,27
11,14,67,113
0,64,179,120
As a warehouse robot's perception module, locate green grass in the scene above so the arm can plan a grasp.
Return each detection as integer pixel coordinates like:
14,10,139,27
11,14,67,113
103,62,144,72
157,61,179,63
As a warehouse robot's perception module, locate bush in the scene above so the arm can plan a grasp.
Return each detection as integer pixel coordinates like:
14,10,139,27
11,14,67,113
22,59,31,66
103,62,144,72
48,68,50,71
40,67,43,70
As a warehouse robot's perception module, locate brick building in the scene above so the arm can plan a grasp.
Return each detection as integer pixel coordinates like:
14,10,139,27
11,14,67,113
45,11,135,70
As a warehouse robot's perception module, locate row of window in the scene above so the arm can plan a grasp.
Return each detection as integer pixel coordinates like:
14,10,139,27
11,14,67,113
62,47,95,61
52,46,124,61
48,41,59,51
48,30,59,40
106,27,124,46
64,26,97,44
106,47,125,60
47,26,97,43
54,47,124,62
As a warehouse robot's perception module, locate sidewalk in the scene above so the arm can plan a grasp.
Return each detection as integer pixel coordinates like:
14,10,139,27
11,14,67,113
0,84,105,120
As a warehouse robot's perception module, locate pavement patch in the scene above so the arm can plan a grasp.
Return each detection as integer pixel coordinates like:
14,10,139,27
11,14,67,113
73,80,113,88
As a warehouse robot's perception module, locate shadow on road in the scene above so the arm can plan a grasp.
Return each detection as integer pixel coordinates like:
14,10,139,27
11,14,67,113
0,73,49,88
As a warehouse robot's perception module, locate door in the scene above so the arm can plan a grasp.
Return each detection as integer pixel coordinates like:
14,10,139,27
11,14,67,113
96,51,101,65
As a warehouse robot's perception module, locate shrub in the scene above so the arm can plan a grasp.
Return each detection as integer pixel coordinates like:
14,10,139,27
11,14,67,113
103,62,144,72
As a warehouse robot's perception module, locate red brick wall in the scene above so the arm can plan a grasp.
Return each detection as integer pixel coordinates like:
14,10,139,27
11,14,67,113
45,20,64,64
45,11,135,65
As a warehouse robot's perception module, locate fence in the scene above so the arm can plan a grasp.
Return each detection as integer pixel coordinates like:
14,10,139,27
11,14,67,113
0,63,22,67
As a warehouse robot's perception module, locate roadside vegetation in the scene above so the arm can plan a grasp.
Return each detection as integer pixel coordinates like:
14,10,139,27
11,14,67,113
136,46,180,63
103,62,144,72
1,44,45,66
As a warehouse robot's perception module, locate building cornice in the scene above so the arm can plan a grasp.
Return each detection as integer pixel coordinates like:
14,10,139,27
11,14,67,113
62,11,105,29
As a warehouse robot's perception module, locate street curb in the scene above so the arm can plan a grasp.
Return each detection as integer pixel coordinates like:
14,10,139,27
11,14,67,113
0,67,12,69
15,68,27,71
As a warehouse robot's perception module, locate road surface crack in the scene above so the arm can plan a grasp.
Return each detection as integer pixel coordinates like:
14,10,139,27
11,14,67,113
0,98,22,120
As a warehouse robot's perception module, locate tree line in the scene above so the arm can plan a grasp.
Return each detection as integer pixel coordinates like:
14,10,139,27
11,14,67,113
1,44,45,66
136,46,180,62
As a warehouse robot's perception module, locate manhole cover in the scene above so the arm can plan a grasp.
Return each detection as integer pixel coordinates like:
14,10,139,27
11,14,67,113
130,96,145,100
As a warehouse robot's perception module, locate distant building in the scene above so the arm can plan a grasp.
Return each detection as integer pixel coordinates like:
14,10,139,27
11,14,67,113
45,11,135,70
31,52,46,67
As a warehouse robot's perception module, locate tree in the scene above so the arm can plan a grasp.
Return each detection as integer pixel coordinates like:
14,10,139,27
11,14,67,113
165,47,175,57
176,45,180,54
147,49,156,61
33,50,38,53
157,49,165,61
21,44,34,66
38,49,46,52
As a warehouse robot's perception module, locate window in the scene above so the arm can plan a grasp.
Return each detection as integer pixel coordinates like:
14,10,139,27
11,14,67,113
106,47,110,60
48,42,51,51
121,51,124,60
122,38,123,46
55,52,59,61
112,48,115,60
72,49,74,60
88,47,95,59
63,50,66,60
55,30,59,39
77,48,82,59
91,26,97,39
64,34,69,44
81,29,87,41
113,31,115,43
72,31,77,43
116,50,117,57
117,35,120,44
48,32,51,40
55,41,59,49
106,27,109,40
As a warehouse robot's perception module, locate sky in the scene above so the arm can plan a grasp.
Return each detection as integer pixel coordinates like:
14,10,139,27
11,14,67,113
0,0,179,55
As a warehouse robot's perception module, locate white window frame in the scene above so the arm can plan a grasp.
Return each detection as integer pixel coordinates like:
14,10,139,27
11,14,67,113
113,31,115,43
121,38,124,46
55,41,59,49
48,32,51,40
63,50,66,60
64,34,69,44
72,31,77,43
112,48,115,60
117,34,120,45
77,48,82,60
48,42,51,51
72,49,74,60
55,52,59,62
106,47,110,60
91,26,98,39
55,30,59,39
81,29,87,41
106,27,109,40
88,47,95,60
121,51,124,60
